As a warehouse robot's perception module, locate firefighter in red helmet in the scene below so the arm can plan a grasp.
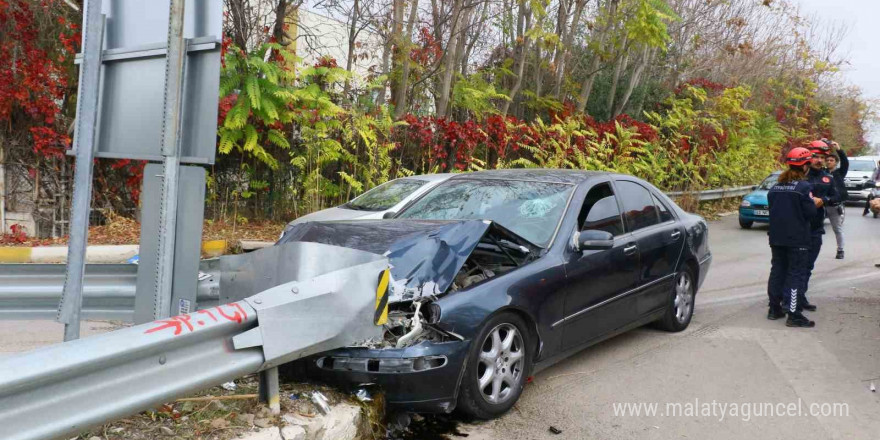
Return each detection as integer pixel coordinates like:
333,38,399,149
766,147,822,327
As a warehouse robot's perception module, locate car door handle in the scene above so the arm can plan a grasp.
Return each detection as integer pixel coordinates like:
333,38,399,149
623,244,638,256
670,231,681,240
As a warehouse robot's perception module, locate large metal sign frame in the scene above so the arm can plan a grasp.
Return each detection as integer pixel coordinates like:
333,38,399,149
60,0,222,339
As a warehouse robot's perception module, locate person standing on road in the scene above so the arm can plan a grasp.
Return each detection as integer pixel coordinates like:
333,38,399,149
801,140,840,312
824,140,848,259
862,160,880,216
767,147,820,327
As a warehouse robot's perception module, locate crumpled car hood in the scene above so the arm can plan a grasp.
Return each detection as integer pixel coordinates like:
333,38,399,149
277,219,525,302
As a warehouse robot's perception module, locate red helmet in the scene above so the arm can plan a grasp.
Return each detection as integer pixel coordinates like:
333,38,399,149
786,147,813,166
808,140,830,155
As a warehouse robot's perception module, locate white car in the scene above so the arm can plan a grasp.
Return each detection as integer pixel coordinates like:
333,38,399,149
844,156,880,201
279,174,454,240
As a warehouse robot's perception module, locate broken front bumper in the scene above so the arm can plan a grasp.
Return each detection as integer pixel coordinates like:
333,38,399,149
307,339,471,413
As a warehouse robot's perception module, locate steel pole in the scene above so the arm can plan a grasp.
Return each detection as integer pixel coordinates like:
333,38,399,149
57,0,104,341
154,0,187,319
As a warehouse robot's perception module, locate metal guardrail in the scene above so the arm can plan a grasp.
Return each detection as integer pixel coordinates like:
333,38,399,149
0,263,219,321
0,242,388,440
665,185,755,201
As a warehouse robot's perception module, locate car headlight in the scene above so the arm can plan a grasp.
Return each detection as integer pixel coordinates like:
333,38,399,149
875,182,880,188
740,200,751,207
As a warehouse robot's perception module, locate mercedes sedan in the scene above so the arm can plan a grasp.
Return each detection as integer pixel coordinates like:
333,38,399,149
281,169,712,418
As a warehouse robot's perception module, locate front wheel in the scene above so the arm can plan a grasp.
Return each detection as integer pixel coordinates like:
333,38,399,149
739,218,753,229
457,312,533,419
655,269,695,332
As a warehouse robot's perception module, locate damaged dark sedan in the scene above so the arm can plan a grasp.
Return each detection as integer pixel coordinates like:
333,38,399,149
278,169,712,419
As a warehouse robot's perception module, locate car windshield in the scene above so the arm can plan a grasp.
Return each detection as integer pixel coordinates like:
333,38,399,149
849,160,877,172
759,174,779,190
397,179,574,247
345,179,427,211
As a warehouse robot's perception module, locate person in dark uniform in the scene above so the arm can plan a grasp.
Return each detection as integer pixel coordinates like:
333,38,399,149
801,140,841,312
824,140,848,259
767,147,821,327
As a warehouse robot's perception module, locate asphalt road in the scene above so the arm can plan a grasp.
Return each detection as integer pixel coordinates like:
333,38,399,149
463,206,880,440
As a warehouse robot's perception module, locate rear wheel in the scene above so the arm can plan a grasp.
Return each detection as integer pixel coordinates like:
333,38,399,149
739,218,753,229
656,269,695,332
457,312,532,419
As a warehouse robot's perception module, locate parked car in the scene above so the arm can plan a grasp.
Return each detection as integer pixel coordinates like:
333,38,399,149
843,156,880,201
279,169,712,418
278,174,453,240
738,171,780,229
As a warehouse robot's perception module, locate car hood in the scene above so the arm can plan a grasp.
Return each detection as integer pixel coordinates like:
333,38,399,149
846,171,873,180
277,219,536,303
290,206,384,224
743,190,768,205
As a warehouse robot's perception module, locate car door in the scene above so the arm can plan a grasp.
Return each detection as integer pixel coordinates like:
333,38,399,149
615,180,683,318
560,182,640,349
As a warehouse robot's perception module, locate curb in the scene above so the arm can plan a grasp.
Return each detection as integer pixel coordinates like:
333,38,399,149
0,240,241,263
0,245,139,264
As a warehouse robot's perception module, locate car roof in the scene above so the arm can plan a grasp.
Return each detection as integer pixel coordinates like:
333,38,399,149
850,156,880,162
448,169,609,184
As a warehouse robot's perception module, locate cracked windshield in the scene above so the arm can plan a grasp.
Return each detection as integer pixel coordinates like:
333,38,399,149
397,179,574,246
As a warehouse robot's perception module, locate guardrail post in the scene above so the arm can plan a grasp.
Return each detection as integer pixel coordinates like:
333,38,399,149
259,367,281,415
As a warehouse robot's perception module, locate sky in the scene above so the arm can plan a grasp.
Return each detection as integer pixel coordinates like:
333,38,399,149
793,0,880,148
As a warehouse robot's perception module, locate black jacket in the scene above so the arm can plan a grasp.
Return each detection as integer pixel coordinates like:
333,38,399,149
830,149,849,203
806,167,840,235
768,179,818,248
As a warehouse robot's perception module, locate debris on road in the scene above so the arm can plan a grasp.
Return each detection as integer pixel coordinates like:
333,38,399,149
221,381,237,391
871,382,876,392
548,426,563,435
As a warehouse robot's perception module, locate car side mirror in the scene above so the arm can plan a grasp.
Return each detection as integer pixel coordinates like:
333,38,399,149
751,185,757,190
382,211,397,219
577,230,614,251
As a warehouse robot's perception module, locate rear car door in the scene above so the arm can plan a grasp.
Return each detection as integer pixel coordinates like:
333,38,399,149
615,180,683,318
560,182,640,349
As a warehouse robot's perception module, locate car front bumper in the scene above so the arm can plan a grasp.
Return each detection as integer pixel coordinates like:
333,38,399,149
847,189,872,200
306,339,471,413
738,208,769,223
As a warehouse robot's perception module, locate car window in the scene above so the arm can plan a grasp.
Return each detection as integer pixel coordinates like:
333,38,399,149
616,181,660,232
652,193,674,223
849,160,876,172
759,174,779,190
397,179,574,247
577,183,624,236
345,179,427,211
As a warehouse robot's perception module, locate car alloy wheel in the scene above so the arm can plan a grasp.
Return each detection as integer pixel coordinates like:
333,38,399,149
477,323,525,405
673,271,694,324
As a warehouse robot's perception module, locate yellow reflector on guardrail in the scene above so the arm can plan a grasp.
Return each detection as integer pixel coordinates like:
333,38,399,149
374,269,390,325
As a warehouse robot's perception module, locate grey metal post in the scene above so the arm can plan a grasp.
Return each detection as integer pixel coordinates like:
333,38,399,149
154,0,188,319
259,367,282,415
57,0,104,341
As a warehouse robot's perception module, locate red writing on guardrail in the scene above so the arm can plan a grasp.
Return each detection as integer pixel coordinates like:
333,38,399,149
144,303,248,336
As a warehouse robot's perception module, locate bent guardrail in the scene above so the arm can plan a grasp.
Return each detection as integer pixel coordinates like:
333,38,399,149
0,242,388,440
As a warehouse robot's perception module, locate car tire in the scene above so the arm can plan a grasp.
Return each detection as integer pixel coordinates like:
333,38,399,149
739,219,753,229
655,269,696,332
457,312,533,419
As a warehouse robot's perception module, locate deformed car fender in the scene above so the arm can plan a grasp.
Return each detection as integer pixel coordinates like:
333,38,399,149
431,254,568,361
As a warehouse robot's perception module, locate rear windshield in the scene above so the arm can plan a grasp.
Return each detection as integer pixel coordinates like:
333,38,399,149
344,179,427,211
849,160,877,172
